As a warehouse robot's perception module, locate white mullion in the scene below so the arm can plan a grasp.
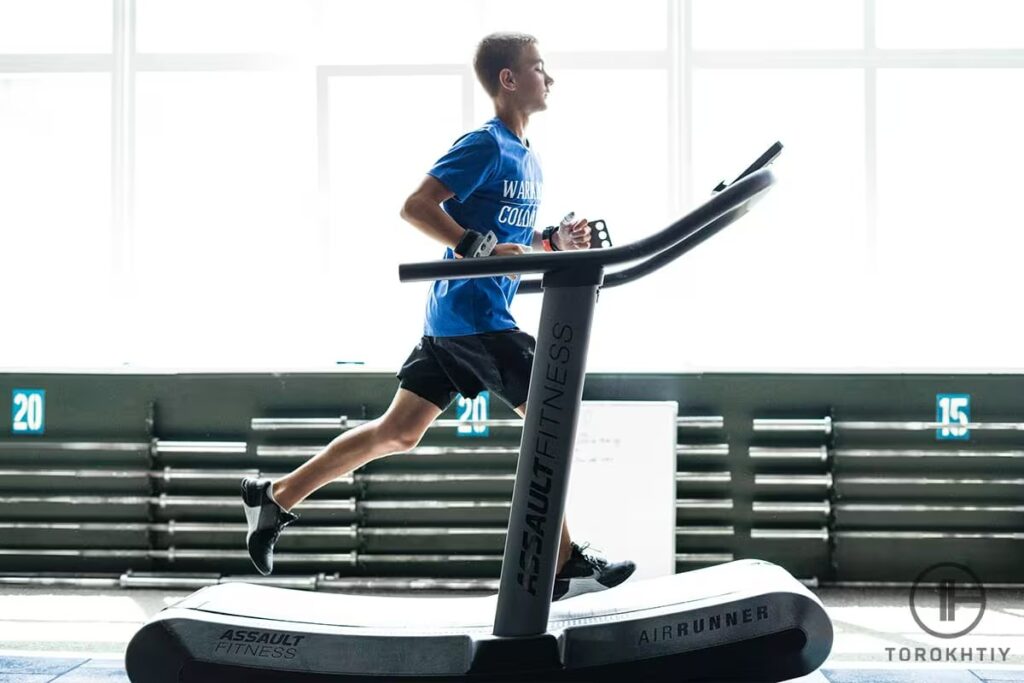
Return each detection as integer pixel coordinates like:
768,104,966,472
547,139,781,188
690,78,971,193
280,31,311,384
317,56,668,79
864,0,878,274
134,54,291,71
0,55,111,72
112,3,124,280
693,50,865,69
681,0,694,210
879,49,1024,67
317,64,468,78
317,67,331,276
543,51,668,70
123,0,136,285
111,0,132,281
666,0,683,218
461,65,474,131
693,49,1024,69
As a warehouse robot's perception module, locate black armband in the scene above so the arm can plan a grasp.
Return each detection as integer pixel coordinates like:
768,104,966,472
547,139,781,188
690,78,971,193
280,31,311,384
454,229,497,258
541,225,560,251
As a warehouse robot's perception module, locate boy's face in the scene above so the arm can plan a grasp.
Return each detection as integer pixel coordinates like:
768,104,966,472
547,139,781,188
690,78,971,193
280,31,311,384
510,43,554,113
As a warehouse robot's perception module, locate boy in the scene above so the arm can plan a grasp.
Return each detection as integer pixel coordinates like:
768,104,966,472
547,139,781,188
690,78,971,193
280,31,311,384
243,32,635,602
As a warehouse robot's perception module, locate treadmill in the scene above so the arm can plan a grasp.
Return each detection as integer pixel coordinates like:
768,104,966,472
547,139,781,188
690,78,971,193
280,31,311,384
126,142,833,682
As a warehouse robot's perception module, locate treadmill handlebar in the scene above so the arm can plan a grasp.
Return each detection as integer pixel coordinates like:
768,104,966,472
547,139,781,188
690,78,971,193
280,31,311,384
398,167,775,284
517,202,755,294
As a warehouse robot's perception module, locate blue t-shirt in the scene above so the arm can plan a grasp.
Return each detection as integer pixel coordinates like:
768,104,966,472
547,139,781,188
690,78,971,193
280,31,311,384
423,117,542,337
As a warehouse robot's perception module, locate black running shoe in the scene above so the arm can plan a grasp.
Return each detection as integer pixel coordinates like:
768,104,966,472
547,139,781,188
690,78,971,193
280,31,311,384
552,542,636,602
241,477,297,576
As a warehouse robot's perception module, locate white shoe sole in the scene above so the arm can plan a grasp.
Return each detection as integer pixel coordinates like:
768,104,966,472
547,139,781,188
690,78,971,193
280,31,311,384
558,575,607,601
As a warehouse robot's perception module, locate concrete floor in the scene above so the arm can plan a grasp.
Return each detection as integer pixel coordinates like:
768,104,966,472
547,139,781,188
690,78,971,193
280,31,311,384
0,585,1021,682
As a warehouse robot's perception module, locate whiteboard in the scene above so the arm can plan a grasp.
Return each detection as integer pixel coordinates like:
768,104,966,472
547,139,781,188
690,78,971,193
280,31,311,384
564,401,678,580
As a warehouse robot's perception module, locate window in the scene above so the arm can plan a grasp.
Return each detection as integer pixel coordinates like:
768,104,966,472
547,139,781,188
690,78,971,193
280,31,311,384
877,0,1024,49
0,74,112,366
872,68,1024,368
3,1,1022,371
0,0,111,53
130,72,317,366
692,0,863,50
688,68,865,370
325,74,464,367
136,0,304,54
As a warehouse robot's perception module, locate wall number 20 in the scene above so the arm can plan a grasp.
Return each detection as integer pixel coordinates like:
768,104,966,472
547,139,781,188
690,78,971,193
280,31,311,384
12,389,45,434
456,392,490,438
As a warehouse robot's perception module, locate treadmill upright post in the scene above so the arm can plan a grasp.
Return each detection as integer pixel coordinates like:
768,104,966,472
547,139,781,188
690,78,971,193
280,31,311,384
493,265,602,638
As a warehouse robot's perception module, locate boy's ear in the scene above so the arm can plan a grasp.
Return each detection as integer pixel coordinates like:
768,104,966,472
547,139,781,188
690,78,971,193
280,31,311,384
499,67,516,91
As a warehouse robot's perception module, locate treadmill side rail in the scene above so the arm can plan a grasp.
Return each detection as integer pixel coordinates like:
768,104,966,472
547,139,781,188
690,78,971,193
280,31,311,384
558,590,831,671
126,560,832,682
130,611,476,680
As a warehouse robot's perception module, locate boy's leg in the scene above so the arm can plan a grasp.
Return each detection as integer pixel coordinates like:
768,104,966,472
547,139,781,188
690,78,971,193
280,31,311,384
243,388,442,575
440,329,633,599
273,388,443,510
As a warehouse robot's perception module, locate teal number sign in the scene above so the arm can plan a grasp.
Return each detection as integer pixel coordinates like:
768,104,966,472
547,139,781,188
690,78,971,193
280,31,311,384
456,391,490,438
936,393,970,441
12,389,46,435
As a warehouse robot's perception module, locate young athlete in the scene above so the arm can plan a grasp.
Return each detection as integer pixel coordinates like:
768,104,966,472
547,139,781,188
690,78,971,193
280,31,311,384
243,32,635,601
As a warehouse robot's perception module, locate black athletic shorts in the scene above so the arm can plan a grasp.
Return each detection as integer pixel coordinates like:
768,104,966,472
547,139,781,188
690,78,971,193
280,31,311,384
397,328,536,411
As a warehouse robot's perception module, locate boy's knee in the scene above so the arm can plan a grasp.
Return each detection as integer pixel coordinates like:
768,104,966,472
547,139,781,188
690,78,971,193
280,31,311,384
377,420,425,453
392,429,423,453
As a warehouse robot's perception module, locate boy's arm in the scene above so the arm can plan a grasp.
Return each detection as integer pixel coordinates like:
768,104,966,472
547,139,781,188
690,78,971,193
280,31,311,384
401,175,525,270
400,175,466,249
530,229,547,251
531,217,591,251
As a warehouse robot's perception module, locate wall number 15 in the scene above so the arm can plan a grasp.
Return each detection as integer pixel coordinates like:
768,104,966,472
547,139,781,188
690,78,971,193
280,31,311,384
936,394,970,441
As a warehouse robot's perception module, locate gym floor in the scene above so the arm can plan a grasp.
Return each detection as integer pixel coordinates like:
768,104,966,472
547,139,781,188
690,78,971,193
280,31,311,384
0,585,1020,682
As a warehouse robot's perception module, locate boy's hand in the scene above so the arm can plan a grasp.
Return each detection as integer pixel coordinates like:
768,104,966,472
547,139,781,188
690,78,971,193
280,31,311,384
557,217,591,250
493,243,529,257
493,242,529,280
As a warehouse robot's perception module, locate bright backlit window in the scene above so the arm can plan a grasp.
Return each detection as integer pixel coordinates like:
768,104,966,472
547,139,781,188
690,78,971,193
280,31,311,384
0,74,112,366
0,0,111,53
1,1,1022,371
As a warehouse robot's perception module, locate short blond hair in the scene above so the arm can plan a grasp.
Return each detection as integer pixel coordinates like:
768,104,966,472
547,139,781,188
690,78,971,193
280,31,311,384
473,32,538,97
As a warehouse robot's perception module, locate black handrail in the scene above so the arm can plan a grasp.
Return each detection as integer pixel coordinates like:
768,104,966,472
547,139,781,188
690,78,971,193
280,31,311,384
519,203,757,294
398,167,775,284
